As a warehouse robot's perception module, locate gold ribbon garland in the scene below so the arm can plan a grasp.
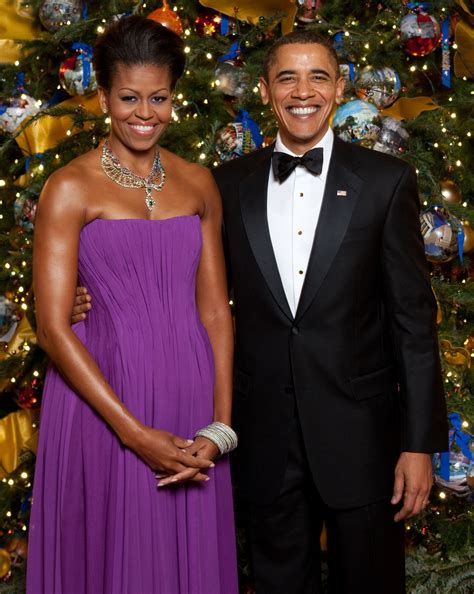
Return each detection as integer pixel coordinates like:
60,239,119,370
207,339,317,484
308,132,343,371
0,0,42,64
454,0,474,78
380,96,440,120
0,409,38,479
199,0,298,34
14,93,103,158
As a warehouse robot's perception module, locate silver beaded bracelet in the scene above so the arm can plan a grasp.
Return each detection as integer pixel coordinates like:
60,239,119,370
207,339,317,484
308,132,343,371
194,421,238,455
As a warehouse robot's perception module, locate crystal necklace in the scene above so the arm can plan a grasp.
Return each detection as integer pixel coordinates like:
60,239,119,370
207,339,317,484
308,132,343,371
101,139,166,211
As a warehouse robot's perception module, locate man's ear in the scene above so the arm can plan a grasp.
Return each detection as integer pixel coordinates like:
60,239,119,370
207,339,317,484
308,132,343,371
259,76,270,106
335,76,345,105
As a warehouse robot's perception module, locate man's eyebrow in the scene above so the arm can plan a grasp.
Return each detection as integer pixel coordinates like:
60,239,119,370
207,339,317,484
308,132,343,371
275,68,331,78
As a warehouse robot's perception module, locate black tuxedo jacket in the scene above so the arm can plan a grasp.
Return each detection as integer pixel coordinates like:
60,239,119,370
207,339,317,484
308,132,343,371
212,137,448,508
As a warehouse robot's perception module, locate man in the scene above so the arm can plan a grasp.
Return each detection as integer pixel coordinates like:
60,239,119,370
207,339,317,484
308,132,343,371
212,31,447,593
73,30,447,593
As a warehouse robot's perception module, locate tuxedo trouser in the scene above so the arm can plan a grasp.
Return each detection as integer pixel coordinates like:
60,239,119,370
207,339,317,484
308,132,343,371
245,405,406,594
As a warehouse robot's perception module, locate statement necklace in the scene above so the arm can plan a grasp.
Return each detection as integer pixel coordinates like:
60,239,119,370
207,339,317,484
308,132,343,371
101,139,166,211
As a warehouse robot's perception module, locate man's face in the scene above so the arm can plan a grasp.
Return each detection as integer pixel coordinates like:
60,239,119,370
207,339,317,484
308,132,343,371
260,43,344,155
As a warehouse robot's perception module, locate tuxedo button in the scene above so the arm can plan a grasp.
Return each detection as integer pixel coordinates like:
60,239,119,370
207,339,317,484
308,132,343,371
284,386,294,395
291,326,299,335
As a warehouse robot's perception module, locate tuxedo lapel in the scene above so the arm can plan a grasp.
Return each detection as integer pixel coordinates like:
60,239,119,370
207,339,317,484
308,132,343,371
239,145,293,321
295,138,363,321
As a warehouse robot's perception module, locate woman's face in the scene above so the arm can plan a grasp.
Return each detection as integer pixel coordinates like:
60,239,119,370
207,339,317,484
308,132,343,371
99,62,174,152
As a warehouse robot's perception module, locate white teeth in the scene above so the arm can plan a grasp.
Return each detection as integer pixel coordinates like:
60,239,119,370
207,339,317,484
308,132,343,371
130,124,155,131
288,106,319,115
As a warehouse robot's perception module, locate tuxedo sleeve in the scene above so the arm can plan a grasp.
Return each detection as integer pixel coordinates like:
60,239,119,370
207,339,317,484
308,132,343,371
381,164,448,453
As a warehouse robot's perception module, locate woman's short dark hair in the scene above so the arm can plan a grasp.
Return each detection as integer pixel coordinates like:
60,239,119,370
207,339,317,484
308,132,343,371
263,30,339,81
93,15,185,91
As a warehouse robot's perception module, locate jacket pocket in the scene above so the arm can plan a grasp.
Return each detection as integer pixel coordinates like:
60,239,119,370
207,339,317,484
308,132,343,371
349,365,396,401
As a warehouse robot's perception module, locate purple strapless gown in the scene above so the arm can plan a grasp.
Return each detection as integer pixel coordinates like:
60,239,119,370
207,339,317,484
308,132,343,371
27,216,238,594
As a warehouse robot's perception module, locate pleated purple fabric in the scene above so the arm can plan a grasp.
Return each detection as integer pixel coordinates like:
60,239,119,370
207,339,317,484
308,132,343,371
27,216,238,594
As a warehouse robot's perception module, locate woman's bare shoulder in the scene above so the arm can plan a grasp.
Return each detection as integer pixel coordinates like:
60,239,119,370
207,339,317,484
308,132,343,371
39,148,101,216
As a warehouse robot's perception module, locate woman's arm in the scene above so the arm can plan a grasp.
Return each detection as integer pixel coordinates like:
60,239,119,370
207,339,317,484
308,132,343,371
170,167,234,478
196,169,234,425
33,168,213,482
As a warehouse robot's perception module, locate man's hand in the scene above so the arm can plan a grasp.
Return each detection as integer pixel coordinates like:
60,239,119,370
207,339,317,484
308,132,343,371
391,452,432,522
72,286,92,323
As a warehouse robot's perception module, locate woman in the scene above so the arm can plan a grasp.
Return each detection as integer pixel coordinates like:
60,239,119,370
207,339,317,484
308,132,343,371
28,16,238,594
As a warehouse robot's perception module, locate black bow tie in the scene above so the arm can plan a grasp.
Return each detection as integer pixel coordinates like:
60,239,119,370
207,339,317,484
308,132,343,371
272,147,324,183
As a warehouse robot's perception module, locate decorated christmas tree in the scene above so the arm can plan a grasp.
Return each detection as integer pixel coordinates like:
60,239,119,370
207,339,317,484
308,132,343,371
0,0,472,591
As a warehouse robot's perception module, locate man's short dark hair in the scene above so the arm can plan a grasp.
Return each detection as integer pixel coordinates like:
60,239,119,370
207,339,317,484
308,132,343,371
263,30,340,81
93,15,185,91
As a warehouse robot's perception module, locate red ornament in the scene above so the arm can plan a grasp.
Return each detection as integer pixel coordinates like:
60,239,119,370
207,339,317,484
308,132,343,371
147,1,183,37
17,386,37,409
400,11,441,57
194,11,222,37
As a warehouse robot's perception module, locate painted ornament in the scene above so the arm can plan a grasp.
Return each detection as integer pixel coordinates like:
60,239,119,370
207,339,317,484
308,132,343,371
14,194,37,231
59,45,97,96
0,93,39,134
400,11,441,57
39,0,82,32
372,117,409,156
332,99,381,146
420,206,463,263
215,122,256,161
215,58,248,97
355,66,401,109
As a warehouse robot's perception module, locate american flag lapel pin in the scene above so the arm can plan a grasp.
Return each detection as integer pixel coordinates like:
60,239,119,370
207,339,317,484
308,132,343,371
337,190,347,197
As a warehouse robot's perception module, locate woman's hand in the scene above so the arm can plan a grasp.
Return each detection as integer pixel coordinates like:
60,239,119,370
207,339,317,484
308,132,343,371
130,426,215,487
185,436,220,461
72,286,92,323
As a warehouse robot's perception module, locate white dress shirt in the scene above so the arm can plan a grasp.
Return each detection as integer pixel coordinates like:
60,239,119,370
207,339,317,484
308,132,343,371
267,127,334,316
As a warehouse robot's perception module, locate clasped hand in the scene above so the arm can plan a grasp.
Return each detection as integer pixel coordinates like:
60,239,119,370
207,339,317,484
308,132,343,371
133,426,219,488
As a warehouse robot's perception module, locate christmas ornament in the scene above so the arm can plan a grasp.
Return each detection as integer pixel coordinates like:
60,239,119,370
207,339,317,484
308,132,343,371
462,221,474,253
332,99,381,146
0,296,16,338
433,412,472,496
0,92,39,134
17,386,38,409
215,55,248,97
39,0,82,32
14,194,37,231
400,10,441,57
440,179,462,206
215,110,263,161
5,537,28,566
0,549,11,579
355,66,401,109
148,1,183,37
297,0,320,23
339,63,357,84
419,205,464,263
59,43,97,96
194,10,222,37
372,117,409,156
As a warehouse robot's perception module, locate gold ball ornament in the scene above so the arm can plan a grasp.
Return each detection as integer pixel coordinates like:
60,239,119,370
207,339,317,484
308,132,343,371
441,179,462,206
147,1,183,37
462,221,474,254
0,549,11,579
